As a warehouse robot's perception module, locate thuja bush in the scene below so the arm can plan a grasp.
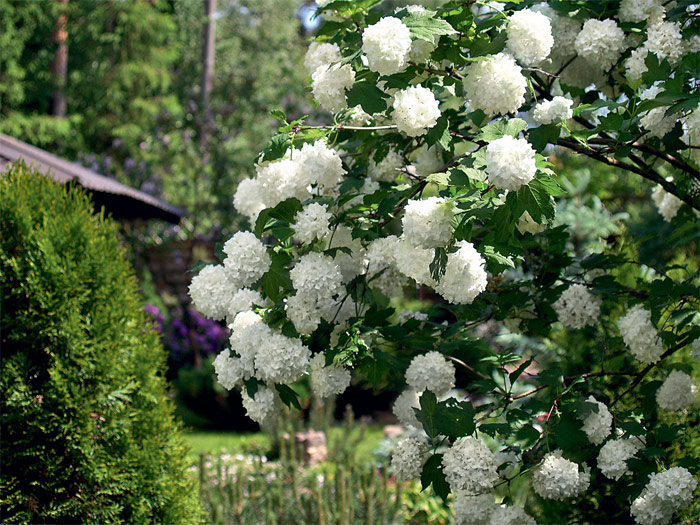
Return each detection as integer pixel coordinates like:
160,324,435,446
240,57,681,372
189,1,700,523
0,163,202,523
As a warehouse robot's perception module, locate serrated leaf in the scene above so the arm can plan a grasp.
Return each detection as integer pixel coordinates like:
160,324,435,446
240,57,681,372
275,384,301,410
415,390,438,438
346,81,388,114
260,133,291,162
420,454,450,502
481,245,515,273
270,109,287,124
477,118,528,143
528,124,561,152
261,251,292,302
430,247,448,282
425,114,451,149
434,398,476,438
401,10,457,43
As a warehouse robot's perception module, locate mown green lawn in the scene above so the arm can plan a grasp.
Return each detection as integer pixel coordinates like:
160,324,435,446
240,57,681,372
181,424,387,464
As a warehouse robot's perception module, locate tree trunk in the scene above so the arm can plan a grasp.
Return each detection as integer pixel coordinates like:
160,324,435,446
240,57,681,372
51,0,69,117
201,0,216,164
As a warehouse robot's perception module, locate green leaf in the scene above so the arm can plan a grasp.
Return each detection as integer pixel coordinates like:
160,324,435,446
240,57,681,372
415,390,438,438
244,378,259,398
509,358,533,384
481,245,515,273
346,81,388,114
528,124,560,152
430,247,448,282
401,10,457,43
270,109,287,124
554,419,588,453
420,454,450,502
275,384,301,410
514,177,558,224
261,251,292,302
477,118,528,143
434,398,476,438
424,115,451,149
259,133,291,162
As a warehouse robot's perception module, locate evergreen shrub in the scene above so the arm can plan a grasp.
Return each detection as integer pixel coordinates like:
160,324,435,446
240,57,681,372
0,163,202,523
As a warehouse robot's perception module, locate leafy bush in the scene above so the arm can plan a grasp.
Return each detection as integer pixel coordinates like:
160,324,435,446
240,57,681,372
0,163,202,523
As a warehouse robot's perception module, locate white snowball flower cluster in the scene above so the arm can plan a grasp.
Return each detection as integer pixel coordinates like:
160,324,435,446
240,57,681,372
505,8,553,66
392,388,421,427
304,41,341,76
227,310,310,385
488,506,537,525
618,305,664,363
532,452,590,500
233,177,267,225
597,437,643,481
646,21,683,64
651,185,683,222
453,492,498,525
396,310,429,323
413,144,443,176
248,140,346,211
293,203,332,245
228,288,268,322
405,351,456,396
618,0,665,23
533,3,581,64
574,19,627,72
656,370,697,411
517,211,547,235
394,238,437,287
392,85,441,137
533,96,573,125
410,38,436,64
326,225,366,283
639,85,677,139
463,53,527,115
309,354,352,399
297,139,347,196
485,136,537,191
312,62,356,113
256,156,310,206
391,437,428,482
631,467,698,525
626,47,651,82
222,231,271,287
368,149,403,182
287,252,345,334
553,284,602,329
213,350,248,390
436,240,488,305
691,338,700,364
189,264,237,321
254,332,311,384
241,386,277,425
402,197,454,248
578,396,612,445
365,235,407,297
362,17,412,76
442,437,500,494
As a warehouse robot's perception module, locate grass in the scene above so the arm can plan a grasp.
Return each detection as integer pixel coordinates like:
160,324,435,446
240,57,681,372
181,423,387,464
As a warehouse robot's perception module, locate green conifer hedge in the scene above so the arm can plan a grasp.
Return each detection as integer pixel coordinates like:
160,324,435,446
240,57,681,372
0,163,202,523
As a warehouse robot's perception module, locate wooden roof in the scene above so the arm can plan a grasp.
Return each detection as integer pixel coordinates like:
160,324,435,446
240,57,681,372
0,133,186,223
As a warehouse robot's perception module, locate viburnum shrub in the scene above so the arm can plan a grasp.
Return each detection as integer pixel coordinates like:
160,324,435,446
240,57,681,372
190,1,700,522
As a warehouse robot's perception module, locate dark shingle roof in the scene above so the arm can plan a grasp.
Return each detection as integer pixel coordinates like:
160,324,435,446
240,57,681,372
0,133,186,223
